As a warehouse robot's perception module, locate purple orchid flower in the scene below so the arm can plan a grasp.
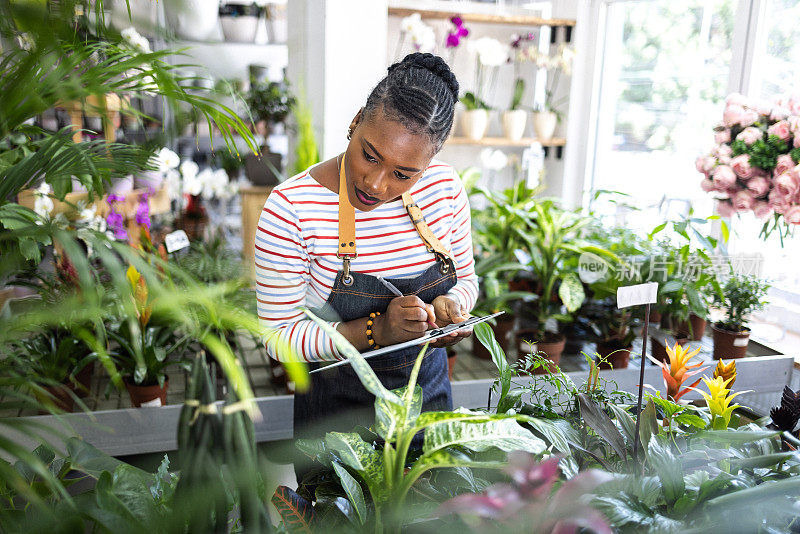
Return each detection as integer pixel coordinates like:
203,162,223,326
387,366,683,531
106,210,127,240
446,15,469,48
135,194,150,229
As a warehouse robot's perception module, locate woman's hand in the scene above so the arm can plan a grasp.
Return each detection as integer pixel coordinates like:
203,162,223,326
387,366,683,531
374,296,436,346
429,295,472,348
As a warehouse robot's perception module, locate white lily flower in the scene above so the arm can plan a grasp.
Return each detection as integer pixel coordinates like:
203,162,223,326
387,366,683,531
180,160,199,180
155,147,180,172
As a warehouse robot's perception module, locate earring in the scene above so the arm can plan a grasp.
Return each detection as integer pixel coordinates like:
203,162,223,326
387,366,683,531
347,127,353,140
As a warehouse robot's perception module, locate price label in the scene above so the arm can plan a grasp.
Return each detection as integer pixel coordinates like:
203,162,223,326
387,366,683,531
140,397,163,407
733,337,749,347
164,230,190,253
617,282,659,309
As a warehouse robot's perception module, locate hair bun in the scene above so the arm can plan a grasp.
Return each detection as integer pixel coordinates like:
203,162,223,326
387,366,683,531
389,53,459,100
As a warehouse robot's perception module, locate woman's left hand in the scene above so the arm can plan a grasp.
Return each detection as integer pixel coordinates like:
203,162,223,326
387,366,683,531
429,296,472,348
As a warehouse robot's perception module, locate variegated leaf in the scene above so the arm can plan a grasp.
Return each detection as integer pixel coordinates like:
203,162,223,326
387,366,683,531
423,418,545,455
325,432,387,503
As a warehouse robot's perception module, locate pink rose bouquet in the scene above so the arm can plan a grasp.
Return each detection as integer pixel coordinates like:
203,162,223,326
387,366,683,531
698,93,800,237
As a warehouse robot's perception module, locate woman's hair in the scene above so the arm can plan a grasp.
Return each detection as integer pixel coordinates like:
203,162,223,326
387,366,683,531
363,52,459,153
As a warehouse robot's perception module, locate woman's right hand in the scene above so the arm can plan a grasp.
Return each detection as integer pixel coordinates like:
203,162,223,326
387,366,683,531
374,296,436,346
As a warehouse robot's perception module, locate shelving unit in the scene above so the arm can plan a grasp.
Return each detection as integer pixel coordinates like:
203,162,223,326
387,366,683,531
387,7,575,27
447,136,566,147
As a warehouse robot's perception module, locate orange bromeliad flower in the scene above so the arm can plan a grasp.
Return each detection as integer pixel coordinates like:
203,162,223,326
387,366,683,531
713,359,737,389
648,340,708,401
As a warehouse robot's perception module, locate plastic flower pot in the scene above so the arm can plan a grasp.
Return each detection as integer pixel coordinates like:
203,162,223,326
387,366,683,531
712,324,750,359
37,384,75,414
518,331,565,374
461,109,489,140
502,109,527,141
73,362,94,398
532,111,557,140
596,341,631,370
219,2,263,43
124,377,169,407
689,313,707,341
446,347,457,380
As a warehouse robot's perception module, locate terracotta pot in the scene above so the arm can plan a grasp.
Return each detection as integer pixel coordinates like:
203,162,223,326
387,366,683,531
532,111,557,140
73,362,94,398
649,310,662,323
37,384,75,414
712,324,750,359
517,332,565,374
124,377,169,407
689,314,707,341
596,342,631,370
472,316,514,360
502,109,527,141
461,109,490,140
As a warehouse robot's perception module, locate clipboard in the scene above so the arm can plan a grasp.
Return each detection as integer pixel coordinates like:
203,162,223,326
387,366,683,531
310,312,505,374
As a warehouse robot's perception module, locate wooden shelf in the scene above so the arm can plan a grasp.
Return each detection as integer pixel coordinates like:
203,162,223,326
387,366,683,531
446,136,566,147
387,7,576,27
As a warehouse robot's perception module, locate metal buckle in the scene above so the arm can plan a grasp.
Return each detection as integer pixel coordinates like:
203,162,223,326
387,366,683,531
341,257,354,286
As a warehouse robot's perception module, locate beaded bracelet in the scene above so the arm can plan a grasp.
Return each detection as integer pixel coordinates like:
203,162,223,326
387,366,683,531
366,312,381,349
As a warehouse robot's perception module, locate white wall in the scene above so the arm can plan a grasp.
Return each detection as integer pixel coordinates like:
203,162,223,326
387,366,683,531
287,0,388,171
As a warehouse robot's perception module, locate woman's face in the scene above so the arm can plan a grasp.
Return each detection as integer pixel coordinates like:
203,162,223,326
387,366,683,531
343,106,435,212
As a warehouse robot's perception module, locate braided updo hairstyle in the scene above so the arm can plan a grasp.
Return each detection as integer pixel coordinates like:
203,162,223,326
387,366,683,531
363,52,459,154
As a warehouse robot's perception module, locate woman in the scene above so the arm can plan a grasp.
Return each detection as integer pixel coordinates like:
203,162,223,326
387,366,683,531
255,53,478,443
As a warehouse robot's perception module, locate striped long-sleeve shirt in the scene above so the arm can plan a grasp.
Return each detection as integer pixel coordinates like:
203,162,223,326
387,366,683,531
255,161,478,362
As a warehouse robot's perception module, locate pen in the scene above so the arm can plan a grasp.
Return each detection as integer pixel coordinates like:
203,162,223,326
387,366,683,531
377,276,438,329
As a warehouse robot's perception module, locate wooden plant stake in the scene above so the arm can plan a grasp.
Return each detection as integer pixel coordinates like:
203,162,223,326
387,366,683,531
616,282,658,466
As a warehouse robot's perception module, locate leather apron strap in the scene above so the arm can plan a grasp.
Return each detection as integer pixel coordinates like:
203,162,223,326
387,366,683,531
337,155,454,285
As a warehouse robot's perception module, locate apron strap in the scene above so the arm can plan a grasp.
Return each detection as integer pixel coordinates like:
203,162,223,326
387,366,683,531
336,155,455,280
401,192,455,265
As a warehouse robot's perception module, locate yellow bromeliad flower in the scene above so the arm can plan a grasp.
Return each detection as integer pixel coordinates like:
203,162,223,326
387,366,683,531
698,375,747,430
648,340,707,401
126,265,152,327
713,359,737,388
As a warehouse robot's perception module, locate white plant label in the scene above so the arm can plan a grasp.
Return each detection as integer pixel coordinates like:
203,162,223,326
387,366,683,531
617,282,659,309
164,230,190,253
733,337,749,347
140,397,163,407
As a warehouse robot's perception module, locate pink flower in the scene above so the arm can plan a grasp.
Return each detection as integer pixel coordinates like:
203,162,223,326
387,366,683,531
700,178,716,192
795,135,800,149
769,189,792,214
753,201,773,219
788,115,800,132
730,154,754,179
711,165,737,190
785,205,800,224
740,109,759,127
715,144,733,157
723,104,746,127
695,155,716,173
714,129,731,144
768,120,792,141
775,171,800,197
775,154,795,176
726,93,748,107
732,190,756,211
716,200,735,217
747,176,771,197
736,126,763,145
771,106,790,121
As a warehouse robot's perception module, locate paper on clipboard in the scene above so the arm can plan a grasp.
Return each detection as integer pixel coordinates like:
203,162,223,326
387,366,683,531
310,312,504,374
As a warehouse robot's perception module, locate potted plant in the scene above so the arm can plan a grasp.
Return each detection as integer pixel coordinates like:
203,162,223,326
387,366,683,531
107,267,190,407
712,272,770,359
9,327,96,412
459,91,491,140
502,78,527,141
244,79,295,185
219,1,263,43
517,199,616,370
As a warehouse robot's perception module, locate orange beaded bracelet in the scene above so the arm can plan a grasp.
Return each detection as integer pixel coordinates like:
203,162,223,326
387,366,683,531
366,311,381,349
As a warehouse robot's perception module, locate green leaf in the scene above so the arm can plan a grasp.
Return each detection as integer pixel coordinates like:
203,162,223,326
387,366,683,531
607,404,637,446
271,485,315,533
639,400,658,451
578,394,627,462
324,433,387,502
647,436,684,505
416,448,505,472
558,272,585,313
304,309,400,406
474,322,507,374
691,429,779,446
674,412,707,428
725,452,794,470
374,385,421,442
423,417,545,455
659,279,683,294
331,463,367,525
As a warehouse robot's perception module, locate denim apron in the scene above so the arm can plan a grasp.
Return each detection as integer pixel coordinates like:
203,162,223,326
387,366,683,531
293,154,457,443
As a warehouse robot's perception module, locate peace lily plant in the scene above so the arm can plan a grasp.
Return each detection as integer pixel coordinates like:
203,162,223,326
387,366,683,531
284,311,555,533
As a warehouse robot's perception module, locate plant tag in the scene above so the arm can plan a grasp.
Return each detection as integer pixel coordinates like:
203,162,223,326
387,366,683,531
617,282,658,309
140,397,163,407
164,230,190,253
733,337,749,347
